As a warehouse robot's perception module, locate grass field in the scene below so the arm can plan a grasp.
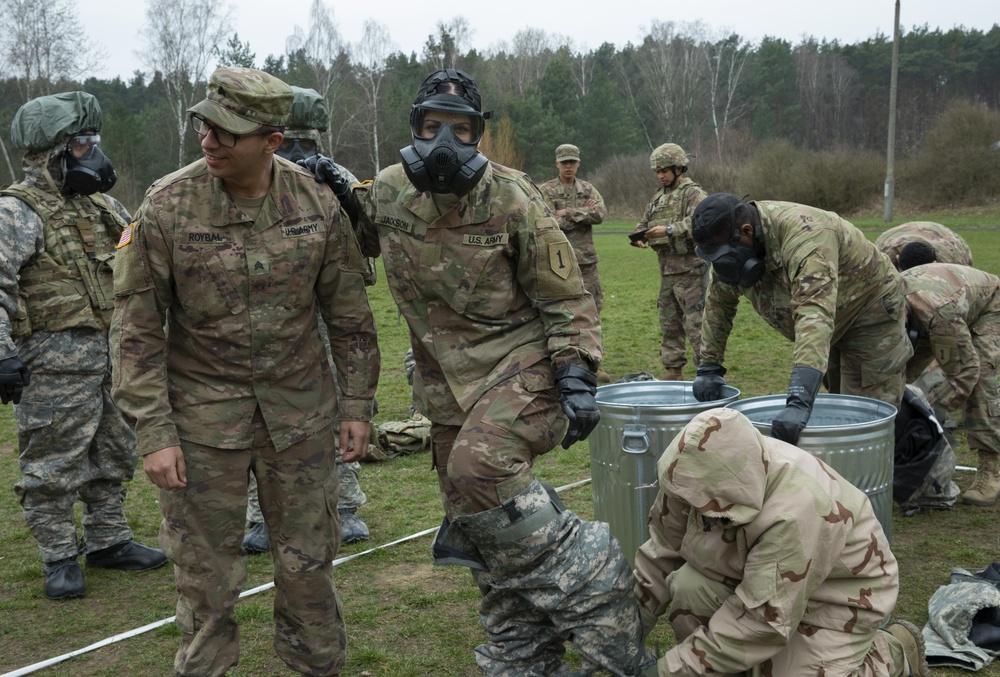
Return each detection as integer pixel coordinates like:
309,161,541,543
1,209,999,676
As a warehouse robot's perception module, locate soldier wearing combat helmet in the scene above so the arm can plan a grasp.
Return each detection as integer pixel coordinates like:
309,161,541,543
111,67,379,675
332,68,655,675
0,91,166,601
631,143,709,381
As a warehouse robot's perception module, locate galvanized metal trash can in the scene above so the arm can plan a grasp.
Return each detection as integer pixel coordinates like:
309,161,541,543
591,381,740,566
727,394,897,543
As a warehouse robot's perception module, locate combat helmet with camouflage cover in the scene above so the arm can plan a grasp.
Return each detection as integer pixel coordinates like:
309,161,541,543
650,143,689,171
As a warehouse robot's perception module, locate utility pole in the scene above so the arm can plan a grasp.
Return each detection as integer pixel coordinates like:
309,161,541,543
884,0,901,222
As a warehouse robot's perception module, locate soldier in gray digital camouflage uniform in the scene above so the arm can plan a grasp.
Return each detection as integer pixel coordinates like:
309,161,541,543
0,91,166,601
242,85,371,553
875,221,973,270
632,407,928,677
630,144,708,381
110,68,379,676
690,194,912,446
328,68,653,676
901,262,1000,507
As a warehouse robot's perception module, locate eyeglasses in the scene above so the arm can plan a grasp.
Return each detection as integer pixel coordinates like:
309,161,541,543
190,114,275,148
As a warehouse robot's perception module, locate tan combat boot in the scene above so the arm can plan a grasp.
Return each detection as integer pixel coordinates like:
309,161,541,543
659,368,684,381
885,620,928,677
961,451,1000,506
595,369,613,384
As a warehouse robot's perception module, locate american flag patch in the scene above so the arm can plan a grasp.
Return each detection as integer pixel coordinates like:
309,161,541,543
116,223,134,249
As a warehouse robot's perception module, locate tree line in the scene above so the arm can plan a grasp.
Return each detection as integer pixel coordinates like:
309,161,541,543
1,0,998,212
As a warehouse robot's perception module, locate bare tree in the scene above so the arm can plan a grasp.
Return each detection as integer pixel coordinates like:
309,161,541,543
423,17,475,70
286,0,350,154
703,33,751,155
0,0,105,100
351,20,394,173
141,0,233,169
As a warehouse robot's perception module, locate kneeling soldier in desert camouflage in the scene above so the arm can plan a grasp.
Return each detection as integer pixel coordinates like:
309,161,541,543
633,407,928,677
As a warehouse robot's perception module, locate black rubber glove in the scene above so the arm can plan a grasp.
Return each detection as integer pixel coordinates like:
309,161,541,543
0,356,31,405
301,155,359,227
692,362,728,402
770,365,824,445
555,365,601,449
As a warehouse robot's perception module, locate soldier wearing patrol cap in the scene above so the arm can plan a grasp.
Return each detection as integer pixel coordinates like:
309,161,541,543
0,91,167,601
110,67,379,676
631,143,709,381
538,143,607,325
344,68,653,676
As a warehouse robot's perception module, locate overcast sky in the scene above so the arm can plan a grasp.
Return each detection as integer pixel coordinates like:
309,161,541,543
76,0,997,81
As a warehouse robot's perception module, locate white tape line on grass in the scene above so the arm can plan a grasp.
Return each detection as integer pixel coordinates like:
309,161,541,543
3,478,592,677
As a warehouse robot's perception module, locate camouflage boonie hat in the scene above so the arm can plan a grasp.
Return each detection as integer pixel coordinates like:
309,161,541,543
288,86,329,132
556,143,580,162
650,143,688,170
188,67,292,134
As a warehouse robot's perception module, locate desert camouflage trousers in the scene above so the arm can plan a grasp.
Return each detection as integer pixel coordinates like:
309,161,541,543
580,261,604,316
160,410,344,677
658,267,707,371
652,564,908,677
14,369,136,562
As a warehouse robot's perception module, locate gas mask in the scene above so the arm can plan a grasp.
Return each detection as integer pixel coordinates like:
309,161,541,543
400,122,488,198
62,134,117,195
696,236,766,288
277,137,319,165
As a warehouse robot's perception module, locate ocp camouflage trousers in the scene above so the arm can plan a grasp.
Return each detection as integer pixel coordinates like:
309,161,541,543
247,456,365,523
580,262,604,316
161,412,345,677
658,268,707,371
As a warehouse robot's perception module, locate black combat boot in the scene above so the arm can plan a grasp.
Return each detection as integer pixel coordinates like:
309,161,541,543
242,522,270,554
44,557,86,600
339,508,371,544
85,540,167,570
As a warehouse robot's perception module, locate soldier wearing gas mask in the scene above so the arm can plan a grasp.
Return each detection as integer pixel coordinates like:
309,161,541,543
690,193,912,445
336,69,654,676
0,91,166,601
240,85,373,554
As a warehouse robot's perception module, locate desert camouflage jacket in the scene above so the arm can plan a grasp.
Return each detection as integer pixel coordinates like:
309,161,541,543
110,156,378,454
701,201,903,374
635,176,707,275
537,177,605,265
875,222,973,267
634,408,898,676
902,263,1000,410
357,162,602,425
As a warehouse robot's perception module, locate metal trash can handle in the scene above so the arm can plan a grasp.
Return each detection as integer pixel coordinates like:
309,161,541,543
621,424,650,454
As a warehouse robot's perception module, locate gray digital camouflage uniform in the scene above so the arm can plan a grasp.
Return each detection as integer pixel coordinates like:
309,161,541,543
0,170,138,565
537,175,607,314
634,408,914,677
358,160,651,676
901,263,1000,505
110,103,379,676
634,175,708,374
701,201,912,406
875,221,973,268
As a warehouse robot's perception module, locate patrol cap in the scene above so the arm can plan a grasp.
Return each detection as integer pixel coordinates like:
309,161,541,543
11,91,103,151
691,193,747,256
556,144,580,162
188,67,292,134
650,143,688,170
